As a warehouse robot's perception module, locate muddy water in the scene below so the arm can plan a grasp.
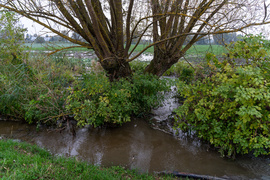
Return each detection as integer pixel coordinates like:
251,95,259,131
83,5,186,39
0,120,269,180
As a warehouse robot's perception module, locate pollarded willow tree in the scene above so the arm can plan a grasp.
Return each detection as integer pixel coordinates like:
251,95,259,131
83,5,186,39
143,0,270,76
0,0,269,79
0,0,151,80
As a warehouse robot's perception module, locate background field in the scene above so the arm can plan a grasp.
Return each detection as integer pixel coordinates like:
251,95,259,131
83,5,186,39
24,42,227,57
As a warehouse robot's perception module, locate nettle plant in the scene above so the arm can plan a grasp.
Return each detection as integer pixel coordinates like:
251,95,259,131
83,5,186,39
174,35,270,158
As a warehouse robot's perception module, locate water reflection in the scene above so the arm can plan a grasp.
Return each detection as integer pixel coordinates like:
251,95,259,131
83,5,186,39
0,120,269,180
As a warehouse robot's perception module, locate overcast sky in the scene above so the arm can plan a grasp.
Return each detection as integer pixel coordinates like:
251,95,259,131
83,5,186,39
21,17,54,36
19,1,270,39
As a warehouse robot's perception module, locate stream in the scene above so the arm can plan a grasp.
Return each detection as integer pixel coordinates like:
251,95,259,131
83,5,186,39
0,119,269,179
2,53,270,179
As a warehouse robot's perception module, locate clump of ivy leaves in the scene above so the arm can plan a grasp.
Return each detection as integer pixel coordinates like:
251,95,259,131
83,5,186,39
174,34,270,158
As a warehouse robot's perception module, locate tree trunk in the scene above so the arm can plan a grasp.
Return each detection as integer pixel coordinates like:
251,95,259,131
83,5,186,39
144,51,179,77
100,57,132,81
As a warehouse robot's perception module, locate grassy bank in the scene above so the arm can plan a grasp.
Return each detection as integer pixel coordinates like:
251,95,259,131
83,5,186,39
24,43,227,56
0,139,177,180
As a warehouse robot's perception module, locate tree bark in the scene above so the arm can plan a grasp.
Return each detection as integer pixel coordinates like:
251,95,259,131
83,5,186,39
100,57,132,81
144,50,179,77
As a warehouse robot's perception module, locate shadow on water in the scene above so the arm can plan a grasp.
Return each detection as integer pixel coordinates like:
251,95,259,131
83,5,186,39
0,119,269,180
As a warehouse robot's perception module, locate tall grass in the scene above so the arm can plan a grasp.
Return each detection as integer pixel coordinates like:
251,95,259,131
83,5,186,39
0,52,87,125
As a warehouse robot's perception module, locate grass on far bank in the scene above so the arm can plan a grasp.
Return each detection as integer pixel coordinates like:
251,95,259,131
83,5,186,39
23,42,90,51
24,42,227,56
0,139,178,180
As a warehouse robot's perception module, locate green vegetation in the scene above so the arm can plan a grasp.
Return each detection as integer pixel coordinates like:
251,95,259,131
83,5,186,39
0,11,26,64
24,42,90,51
1,10,270,160
66,72,169,127
0,139,176,179
174,34,270,158
184,44,227,57
24,42,227,57
0,49,87,124
226,34,270,64
0,12,170,127
1,50,169,127
130,60,149,73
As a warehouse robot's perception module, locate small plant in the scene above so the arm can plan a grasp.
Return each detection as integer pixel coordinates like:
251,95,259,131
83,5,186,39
23,53,82,125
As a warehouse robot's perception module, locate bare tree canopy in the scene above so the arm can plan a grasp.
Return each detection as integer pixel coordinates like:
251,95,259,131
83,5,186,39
0,0,150,80
0,0,270,78
144,0,270,76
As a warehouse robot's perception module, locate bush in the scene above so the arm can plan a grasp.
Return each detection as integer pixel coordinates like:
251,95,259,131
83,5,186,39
164,61,194,76
0,11,26,64
66,72,170,127
22,53,85,125
225,34,270,65
0,11,169,128
130,60,149,74
0,51,85,125
0,11,29,119
0,63,34,119
174,64,270,158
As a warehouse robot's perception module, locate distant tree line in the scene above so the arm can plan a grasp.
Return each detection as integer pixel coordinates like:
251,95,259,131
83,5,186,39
182,32,240,45
25,30,71,43
24,31,241,46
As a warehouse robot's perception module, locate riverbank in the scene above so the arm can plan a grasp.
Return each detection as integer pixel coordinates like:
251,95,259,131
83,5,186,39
0,139,177,180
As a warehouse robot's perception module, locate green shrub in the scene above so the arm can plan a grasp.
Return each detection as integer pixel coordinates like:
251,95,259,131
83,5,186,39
174,64,270,158
0,51,83,125
0,63,35,119
175,62,195,83
163,65,176,76
0,11,30,119
22,54,81,125
0,11,27,64
164,61,199,84
226,34,270,65
66,72,170,127
130,60,149,74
